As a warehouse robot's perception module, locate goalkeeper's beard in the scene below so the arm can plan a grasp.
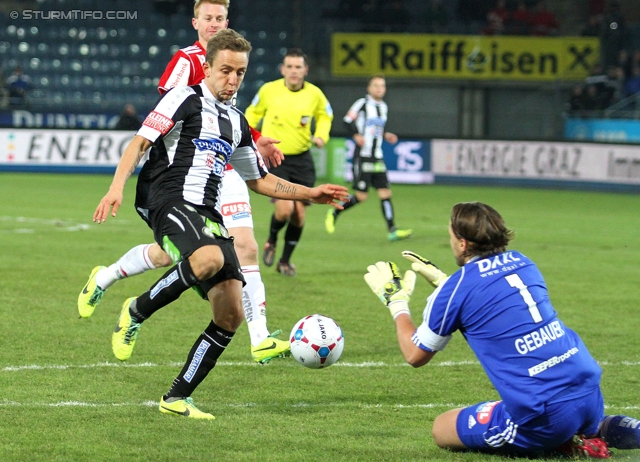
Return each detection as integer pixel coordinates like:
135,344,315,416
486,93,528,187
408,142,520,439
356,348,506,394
455,253,468,267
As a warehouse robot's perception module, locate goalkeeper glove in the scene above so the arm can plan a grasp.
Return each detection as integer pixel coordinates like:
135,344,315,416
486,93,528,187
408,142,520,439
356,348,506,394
364,261,416,319
401,250,448,288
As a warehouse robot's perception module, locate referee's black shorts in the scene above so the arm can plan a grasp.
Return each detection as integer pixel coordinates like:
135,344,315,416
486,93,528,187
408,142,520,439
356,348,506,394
268,150,315,187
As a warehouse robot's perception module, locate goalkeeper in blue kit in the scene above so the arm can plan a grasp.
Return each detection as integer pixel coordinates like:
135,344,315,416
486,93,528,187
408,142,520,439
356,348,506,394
365,202,640,458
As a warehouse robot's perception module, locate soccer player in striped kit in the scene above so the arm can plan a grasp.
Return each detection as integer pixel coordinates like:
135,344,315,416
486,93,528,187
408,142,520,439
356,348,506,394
78,0,292,364
325,74,412,242
94,30,347,418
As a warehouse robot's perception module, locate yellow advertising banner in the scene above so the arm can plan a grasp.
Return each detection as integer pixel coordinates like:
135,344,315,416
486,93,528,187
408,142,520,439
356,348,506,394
331,33,599,81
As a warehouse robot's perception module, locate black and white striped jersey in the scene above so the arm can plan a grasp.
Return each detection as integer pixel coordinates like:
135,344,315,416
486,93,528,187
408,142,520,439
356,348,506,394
137,82,268,219
343,94,389,161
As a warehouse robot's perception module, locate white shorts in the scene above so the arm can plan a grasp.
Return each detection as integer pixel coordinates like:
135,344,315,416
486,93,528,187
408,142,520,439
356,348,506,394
219,168,254,229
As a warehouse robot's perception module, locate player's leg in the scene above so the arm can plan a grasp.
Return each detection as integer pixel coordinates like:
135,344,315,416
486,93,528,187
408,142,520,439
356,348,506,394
276,151,315,275
159,243,245,419
432,408,467,450
262,158,293,267
376,176,412,241
112,204,227,360
220,169,290,361
450,396,610,458
264,198,293,266
277,200,305,277
230,227,290,361
599,415,640,449
77,243,172,318
325,163,369,234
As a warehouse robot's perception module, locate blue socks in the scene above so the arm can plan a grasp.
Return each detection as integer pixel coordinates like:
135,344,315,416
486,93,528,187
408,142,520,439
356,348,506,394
599,415,640,449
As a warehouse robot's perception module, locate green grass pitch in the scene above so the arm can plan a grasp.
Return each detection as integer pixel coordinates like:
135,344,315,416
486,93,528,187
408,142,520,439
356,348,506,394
0,172,639,461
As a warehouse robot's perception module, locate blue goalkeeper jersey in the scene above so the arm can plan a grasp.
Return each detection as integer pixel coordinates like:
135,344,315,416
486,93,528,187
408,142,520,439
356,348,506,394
413,250,602,424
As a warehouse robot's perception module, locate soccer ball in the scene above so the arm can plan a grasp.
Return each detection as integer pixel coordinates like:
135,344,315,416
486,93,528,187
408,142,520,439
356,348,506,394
289,314,344,369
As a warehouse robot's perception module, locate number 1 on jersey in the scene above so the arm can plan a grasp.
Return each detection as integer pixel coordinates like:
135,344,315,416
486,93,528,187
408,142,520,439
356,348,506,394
505,274,543,323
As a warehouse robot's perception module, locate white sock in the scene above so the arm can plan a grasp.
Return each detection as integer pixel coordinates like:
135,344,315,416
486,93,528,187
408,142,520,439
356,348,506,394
95,244,156,290
241,265,270,347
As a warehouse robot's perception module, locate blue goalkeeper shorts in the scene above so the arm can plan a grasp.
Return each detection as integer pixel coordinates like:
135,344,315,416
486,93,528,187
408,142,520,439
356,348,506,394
456,388,604,455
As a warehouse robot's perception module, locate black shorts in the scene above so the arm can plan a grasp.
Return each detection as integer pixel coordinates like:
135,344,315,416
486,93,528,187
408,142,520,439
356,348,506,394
268,150,316,187
151,201,244,297
352,159,390,192
135,157,155,227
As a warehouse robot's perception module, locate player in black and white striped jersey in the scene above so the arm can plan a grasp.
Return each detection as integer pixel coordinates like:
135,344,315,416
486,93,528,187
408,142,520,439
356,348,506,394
325,74,413,242
93,30,348,419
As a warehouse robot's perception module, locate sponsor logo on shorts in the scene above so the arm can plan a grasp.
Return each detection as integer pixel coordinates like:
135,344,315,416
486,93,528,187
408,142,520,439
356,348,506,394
184,340,210,383
476,401,500,425
143,110,175,135
468,415,477,429
221,202,251,216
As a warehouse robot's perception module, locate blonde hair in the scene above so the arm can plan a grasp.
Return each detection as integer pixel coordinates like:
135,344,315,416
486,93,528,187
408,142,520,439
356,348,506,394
194,0,230,18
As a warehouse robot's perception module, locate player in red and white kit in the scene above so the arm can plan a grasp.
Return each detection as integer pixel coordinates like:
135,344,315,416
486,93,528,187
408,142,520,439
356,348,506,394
78,0,291,363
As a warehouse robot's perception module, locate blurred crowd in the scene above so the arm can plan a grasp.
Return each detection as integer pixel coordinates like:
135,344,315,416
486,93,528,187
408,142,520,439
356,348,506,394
323,0,563,35
481,0,559,36
0,64,32,108
567,0,640,115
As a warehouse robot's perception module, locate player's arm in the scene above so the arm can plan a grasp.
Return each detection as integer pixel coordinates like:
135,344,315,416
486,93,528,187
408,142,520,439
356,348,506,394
343,99,364,146
246,173,348,207
394,314,436,367
157,51,193,94
312,92,334,148
384,132,398,144
93,135,153,223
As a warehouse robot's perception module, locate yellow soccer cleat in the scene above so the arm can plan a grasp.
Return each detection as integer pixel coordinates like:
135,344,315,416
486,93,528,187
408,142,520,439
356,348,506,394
251,330,291,364
388,229,413,242
325,209,336,234
159,397,215,420
112,297,142,361
78,266,107,318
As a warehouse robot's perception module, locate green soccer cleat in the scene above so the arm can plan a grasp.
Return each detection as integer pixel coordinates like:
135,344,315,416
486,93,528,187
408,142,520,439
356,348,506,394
325,209,336,234
251,329,291,364
159,397,215,420
112,297,142,361
78,266,107,318
388,229,413,242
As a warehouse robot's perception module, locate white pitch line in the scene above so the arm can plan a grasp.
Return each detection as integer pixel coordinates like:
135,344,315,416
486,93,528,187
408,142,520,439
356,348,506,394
2,359,637,373
0,215,133,233
1,400,638,412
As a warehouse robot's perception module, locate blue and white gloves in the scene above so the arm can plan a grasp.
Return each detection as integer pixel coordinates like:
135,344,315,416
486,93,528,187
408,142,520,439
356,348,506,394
365,252,448,319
